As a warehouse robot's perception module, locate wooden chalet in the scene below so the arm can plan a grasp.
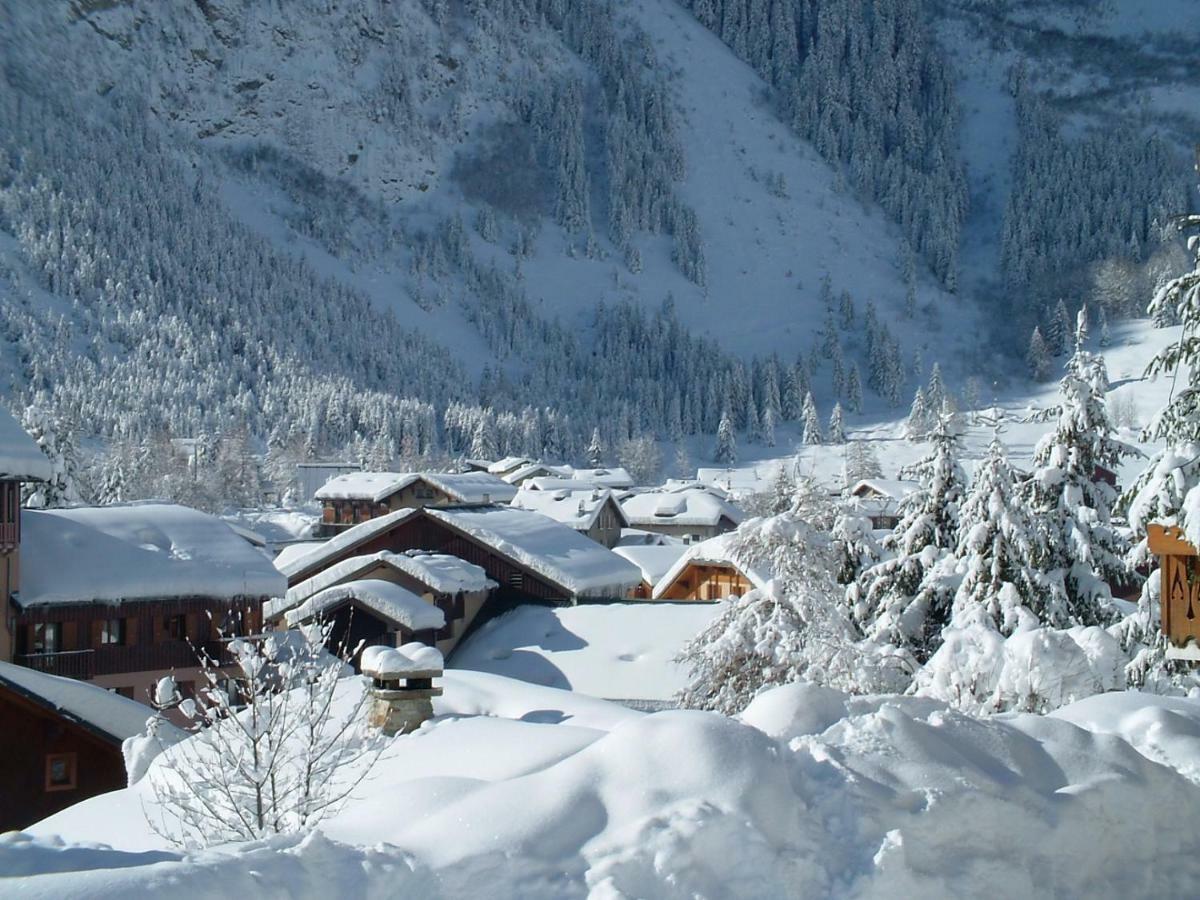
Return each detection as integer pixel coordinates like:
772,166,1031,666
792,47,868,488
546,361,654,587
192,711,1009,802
8,503,284,705
0,659,182,830
510,481,629,548
847,479,920,530
651,534,767,602
277,506,643,608
1148,524,1200,659
267,549,497,660
314,470,517,536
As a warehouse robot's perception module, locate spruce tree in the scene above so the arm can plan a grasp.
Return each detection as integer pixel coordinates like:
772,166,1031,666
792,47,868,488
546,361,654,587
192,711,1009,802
801,392,823,445
1027,326,1052,381
904,386,932,441
586,427,604,467
828,402,846,445
847,363,864,414
713,410,737,464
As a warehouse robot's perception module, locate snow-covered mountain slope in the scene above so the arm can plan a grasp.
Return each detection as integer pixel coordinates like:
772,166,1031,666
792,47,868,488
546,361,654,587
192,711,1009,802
0,0,1190,461
14,672,1200,896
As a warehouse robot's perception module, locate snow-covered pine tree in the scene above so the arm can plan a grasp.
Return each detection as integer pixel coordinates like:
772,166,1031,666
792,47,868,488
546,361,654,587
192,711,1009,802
828,402,846,445
850,413,968,664
952,435,1041,634
1021,345,1133,627
925,363,948,413
1046,299,1071,356
676,498,863,713
1119,163,1200,689
20,405,83,508
586,427,604,467
1027,326,1052,381
904,386,932,441
846,363,864,414
713,410,737,464
801,392,823,445
842,439,883,488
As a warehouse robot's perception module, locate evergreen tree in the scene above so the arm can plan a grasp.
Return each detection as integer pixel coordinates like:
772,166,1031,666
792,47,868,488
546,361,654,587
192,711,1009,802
801,392,823,445
850,414,968,663
842,439,883,488
904,386,932,441
1021,346,1131,627
846,363,864,414
713,410,737,464
586,427,604,467
1027,326,1052,381
952,435,1042,634
828,402,846,445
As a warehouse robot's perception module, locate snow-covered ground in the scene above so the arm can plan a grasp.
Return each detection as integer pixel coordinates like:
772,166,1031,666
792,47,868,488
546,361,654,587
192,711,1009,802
12,671,1200,897
450,602,725,701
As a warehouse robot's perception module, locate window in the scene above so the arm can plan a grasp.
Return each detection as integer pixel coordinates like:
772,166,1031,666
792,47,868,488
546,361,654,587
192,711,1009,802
165,614,187,640
100,618,125,645
32,622,60,654
45,753,77,792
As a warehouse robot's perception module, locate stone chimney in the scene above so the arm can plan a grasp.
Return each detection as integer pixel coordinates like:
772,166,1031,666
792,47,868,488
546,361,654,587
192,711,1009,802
360,644,443,737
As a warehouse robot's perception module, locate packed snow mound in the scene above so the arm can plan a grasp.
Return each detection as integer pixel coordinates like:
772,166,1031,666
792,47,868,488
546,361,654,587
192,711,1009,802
450,603,724,701
17,675,1200,897
361,643,444,678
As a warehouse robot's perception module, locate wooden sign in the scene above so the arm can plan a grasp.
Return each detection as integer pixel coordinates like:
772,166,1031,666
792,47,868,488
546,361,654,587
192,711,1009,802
1148,524,1200,657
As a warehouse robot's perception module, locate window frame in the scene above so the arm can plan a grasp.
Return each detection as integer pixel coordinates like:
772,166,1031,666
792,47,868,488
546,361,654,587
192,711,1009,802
45,752,78,792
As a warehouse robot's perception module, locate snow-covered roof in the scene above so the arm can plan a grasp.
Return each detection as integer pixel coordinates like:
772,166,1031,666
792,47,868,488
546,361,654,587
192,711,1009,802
510,486,628,531
569,467,635,489
269,550,495,619
274,541,326,570
849,479,920,500
18,504,286,607
612,543,689,587
427,506,642,597
651,533,770,599
276,509,419,580
285,579,446,631
0,659,176,744
314,471,516,504
502,463,573,484
0,406,52,482
486,456,534,475
617,528,686,547
621,484,743,528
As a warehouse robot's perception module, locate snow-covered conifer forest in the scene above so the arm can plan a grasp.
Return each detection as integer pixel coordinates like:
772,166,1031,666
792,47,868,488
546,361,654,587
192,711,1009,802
8,0,1200,896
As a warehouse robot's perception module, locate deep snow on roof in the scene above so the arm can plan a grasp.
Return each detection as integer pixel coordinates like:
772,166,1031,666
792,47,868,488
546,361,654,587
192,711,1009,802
19,504,286,607
510,485,627,530
612,543,689,587
651,532,771,599
314,471,516,504
621,484,743,528
0,406,52,481
269,550,495,619
850,478,920,499
275,509,419,580
427,506,642,597
273,541,326,570
285,579,446,631
0,659,168,743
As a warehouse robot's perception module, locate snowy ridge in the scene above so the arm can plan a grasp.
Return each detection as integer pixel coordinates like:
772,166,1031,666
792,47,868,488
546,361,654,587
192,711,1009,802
16,674,1200,896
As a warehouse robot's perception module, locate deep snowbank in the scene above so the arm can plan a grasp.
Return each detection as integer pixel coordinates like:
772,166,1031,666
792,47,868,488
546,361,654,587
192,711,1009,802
10,673,1200,898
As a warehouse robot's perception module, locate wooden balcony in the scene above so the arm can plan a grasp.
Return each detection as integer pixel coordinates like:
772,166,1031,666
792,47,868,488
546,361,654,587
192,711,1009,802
14,640,232,681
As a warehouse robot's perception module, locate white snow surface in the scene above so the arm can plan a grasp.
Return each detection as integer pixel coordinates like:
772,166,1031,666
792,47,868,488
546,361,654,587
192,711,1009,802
426,506,643,597
450,603,724,701
361,642,443,678
15,674,1200,897
276,509,419,580
18,503,286,607
510,485,627,531
621,484,744,528
0,405,52,481
285,579,445,632
611,543,689,587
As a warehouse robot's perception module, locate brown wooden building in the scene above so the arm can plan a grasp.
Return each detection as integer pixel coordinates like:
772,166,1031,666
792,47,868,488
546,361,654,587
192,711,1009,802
278,506,642,606
8,504,284,705
651,534,766,602
0,659,176,831
314,471,517,536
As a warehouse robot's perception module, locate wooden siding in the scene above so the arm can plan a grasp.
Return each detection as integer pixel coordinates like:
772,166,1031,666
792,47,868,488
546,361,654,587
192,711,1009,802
0,480,19,551
657,562,753,602
0,682,126,831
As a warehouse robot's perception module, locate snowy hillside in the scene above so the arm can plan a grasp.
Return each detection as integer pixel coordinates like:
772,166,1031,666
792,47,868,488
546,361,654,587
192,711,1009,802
12,671,1200,897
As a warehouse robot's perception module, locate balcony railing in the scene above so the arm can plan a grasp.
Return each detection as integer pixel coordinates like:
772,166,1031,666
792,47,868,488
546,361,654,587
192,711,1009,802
14,640,232,680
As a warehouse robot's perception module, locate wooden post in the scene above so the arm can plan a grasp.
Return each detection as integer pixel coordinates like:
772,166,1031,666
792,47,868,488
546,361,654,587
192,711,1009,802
1148,525,1200,657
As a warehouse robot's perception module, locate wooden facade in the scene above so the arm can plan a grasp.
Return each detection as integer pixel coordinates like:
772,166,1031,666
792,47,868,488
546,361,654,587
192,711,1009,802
1148,524,1200,654
0,679,127,831
10,597,263,688
655,562,752,602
